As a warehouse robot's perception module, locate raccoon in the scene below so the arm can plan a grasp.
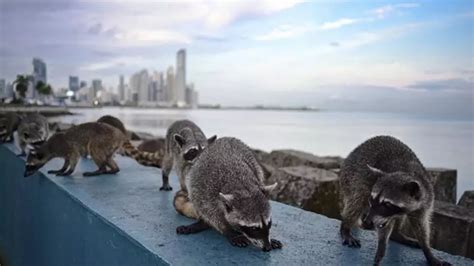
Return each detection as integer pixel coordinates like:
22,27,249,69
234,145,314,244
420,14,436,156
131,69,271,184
133,120,216,192
339,136,450,266
24,122,145,177
0,112,22,143
97,115,127,135
17,113,50,156
176,137,282,252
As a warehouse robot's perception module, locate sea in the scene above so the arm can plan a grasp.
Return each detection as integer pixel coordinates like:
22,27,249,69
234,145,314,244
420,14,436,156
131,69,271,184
51,107,473,200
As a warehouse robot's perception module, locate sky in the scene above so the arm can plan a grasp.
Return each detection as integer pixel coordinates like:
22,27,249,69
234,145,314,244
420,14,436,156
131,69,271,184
0,0,473,118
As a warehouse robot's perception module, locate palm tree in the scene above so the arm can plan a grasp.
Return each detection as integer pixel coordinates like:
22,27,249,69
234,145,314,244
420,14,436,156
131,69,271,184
13,74,29,99
36,81,53,96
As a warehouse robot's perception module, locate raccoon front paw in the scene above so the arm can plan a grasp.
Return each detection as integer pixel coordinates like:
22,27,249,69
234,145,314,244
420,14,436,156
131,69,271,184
271,239,283,249
176,225,193,234
430,260,451,266
342,235,361,248
229,235,250,248
160,184,173,191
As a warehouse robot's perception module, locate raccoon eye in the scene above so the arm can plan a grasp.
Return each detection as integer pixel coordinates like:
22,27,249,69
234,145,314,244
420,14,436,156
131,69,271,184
183,148,198,161
378,222,387,229
250,226,260,231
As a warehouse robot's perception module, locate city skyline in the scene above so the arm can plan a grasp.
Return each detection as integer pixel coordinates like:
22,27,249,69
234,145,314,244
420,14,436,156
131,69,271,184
0,0,473,117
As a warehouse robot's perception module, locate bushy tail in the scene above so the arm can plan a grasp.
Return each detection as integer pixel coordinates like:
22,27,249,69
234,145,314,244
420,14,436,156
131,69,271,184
174,190,199,219
122,140,164,168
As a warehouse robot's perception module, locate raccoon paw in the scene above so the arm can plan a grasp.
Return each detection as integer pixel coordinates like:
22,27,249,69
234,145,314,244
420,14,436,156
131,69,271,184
271,239,283,249
229,235,250,248
342,235,361,248
160,184,173,191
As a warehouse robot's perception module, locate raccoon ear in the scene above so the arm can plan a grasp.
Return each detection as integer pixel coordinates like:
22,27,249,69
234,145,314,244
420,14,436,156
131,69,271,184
174,134,185,147
367,164,385,176
219,192,234,212
207,135,217,144
262,182,278,197
403,181,421,199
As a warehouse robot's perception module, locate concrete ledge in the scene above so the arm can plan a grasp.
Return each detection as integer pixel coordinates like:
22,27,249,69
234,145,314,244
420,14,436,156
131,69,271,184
0,144,472,265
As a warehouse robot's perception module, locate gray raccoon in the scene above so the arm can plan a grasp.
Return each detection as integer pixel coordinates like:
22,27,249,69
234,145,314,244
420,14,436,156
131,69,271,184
17,113,50,156
339,135,450,266
24,122,144,177
0,112,22,143
136,120,216,191
176,137,282,252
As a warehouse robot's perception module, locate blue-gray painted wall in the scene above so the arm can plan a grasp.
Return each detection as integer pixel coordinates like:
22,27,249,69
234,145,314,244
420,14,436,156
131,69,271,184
0,144,472,266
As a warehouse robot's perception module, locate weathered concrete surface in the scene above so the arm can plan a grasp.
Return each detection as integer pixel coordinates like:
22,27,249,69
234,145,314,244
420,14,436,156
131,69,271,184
459,190,474,210
1,143,471,265
429,168,457,203
432,201,474,259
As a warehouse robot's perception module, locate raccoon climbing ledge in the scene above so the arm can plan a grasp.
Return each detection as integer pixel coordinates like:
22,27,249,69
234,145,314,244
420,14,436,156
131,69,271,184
0,143,471,266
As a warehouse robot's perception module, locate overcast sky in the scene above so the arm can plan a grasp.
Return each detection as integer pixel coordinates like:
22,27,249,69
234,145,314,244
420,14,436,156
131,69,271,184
0,0,473,118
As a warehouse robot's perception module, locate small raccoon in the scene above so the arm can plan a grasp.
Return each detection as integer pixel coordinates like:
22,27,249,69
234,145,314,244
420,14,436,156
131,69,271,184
24,122,144,177
17,113,50,156
97,115,127,135
339,136,450,266
176,137,282,252
0,112,22,143
132,120,216,191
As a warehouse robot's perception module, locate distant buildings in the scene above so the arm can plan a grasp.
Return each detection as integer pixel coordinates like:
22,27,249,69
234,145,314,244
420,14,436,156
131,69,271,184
166,66,175,104
89,79,102,102
0,79,5,99
119,75,125,102
175,49,186,106
185,83,198,108
30,58,47,99
69,76,80,92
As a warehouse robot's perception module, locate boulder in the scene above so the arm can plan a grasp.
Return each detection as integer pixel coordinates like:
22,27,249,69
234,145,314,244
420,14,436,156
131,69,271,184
432,201,474,259
428,168,457,204
264,165,341,219
261,149,344,170
458,190,474,210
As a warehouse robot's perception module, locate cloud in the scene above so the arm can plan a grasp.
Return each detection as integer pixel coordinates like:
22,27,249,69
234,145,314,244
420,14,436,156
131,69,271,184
371,2,420,18
319,18,358,30
79,56,147,71
407,78,474,92
254,24,312,41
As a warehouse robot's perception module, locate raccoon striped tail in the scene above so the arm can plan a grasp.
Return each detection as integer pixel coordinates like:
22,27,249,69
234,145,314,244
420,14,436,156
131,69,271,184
173,190,199,219
122,140,164,168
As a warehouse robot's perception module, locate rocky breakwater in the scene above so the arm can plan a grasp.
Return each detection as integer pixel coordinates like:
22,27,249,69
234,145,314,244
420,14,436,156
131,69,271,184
255,149,473,259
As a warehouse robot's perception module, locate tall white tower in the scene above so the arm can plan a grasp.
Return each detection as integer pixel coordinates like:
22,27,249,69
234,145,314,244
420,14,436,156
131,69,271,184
175,49,186,106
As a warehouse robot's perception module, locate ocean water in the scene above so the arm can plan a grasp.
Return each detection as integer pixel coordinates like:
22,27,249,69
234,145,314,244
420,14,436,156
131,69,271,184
52,107,473,199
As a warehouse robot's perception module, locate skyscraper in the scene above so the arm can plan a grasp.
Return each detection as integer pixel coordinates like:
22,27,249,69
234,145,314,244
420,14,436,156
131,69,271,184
166,66,175,104
90,79,102,101
119,75,125,102
0,79,5,98
175,49,186,106
69,76,79,92
30,58,47,99
130,69,150,105
185,83,198,109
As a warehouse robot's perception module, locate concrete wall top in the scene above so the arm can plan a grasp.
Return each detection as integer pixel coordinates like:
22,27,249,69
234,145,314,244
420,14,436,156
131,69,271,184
0,144,472,265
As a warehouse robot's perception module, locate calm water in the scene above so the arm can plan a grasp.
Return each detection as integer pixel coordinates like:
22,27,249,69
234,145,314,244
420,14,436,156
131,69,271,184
52,107,473,199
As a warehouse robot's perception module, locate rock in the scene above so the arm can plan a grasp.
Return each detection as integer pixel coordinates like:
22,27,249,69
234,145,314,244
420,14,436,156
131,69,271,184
260,149,344,170
428,168,457,203
137,138,165,153
458,191,474,210
264,165,341,219
432,201,474,259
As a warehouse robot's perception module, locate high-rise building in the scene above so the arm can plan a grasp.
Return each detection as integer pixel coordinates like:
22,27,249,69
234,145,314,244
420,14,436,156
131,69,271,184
6,82,14,98
69,76,80,92
80,81,87,89
166,66,175,104
0,79,5,98
26,75,36,99
31,58,47,99
185,83,198,109
118,75,125,102
130,69,150,105
175,49,186,106
90,79,102,101
152,71,164,102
